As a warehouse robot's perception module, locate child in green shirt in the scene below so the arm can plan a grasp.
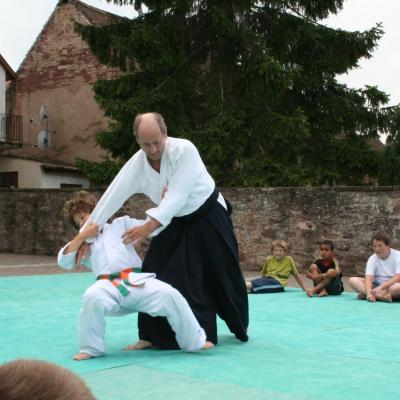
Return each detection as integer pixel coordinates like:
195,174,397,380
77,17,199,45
246,240,307,293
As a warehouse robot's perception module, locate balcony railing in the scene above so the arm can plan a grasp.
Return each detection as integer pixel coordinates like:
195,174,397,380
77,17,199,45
0,113,23,148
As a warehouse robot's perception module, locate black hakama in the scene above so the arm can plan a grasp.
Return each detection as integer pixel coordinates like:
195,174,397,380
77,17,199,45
138,189,249,348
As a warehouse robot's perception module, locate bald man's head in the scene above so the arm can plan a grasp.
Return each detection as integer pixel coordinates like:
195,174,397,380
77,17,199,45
133,112,168,163
133,112,167,139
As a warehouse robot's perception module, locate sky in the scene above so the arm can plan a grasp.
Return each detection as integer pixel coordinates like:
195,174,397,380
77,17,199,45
0,0,399,106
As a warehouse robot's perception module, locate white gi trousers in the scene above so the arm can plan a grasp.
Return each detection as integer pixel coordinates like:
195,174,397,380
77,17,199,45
78,277,206,356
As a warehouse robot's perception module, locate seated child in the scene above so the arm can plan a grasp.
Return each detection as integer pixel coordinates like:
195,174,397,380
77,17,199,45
246,239,307,293
306,240,343,297
58,191,213,361
348,231,400,302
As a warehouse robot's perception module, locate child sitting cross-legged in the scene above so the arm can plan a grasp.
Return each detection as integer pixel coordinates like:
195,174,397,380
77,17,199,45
306,240,344,297
348,232,400,302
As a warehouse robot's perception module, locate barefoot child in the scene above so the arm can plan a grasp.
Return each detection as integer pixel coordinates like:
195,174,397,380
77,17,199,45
348,232,400,302
58,191,213,360
246,240,307,293
306,240,343,297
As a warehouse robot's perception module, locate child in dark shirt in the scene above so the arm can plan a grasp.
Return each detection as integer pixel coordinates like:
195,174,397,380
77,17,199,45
306,240,343,297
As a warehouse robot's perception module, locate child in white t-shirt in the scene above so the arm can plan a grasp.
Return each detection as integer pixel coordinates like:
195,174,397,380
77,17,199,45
349,232,400,302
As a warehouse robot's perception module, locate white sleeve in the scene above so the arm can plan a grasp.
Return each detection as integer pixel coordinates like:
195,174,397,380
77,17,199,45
57,243,92,270
365,255,376,276
57,243,77,270
120,215,165,240
82,152,142,231
146,142,204,227
119,215,146,230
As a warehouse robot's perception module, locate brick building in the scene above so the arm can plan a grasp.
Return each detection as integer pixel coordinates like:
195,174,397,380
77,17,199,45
0,0,122,188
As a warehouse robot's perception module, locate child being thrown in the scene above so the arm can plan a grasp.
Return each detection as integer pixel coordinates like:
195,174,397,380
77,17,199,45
58,191,213,361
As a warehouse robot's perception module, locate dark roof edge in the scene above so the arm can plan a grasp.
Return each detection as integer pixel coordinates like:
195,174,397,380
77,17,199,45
0,54,17,80
41,164,81,173
73,0,123,20
0,154,77,169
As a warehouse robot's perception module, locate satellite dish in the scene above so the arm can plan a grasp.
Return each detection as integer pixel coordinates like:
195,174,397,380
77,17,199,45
36,129,52,150
39,105,49,121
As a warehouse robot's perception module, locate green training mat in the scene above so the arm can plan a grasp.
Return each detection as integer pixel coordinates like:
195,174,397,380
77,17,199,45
0,273,399,400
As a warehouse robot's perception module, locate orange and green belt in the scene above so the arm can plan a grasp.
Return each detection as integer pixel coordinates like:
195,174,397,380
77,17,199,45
96,267,141,297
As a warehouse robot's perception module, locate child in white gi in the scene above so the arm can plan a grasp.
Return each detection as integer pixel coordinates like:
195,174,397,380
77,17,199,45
58,191,213,361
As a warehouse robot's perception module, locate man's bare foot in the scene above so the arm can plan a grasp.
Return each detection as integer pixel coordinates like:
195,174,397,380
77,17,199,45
246,282,252,294
319,288,328,297
376,293,393,303
357,293,366,300
123,340,152,351
306,289,315,297
73,352,93,361
202,341,214,350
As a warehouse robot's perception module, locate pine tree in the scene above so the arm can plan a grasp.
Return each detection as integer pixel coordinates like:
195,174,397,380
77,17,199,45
76,0,399,186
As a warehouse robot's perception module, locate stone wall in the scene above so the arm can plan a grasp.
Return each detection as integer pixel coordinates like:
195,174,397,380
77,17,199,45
224,187,400,276
1,187,400,276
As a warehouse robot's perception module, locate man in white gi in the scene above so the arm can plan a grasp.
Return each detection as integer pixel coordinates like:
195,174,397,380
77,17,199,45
58,191,213,360
82,112,249,349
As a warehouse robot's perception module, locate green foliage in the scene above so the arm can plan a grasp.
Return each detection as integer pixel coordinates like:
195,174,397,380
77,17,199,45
75,158,123,187
377,108,400,185
76,0,400,186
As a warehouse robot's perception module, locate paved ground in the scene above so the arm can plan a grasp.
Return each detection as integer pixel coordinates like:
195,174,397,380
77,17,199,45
0,253,86,276
0,252,353,292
